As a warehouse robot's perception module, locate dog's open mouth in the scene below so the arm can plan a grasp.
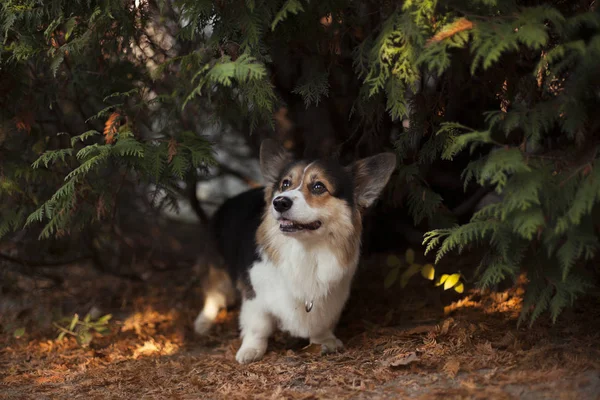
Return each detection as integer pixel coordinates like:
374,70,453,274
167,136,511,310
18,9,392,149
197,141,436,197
279,218,322,233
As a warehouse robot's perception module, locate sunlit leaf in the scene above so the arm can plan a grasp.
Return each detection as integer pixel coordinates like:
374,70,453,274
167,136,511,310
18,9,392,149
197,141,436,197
435,274,450,287
444,273,461,290
454,282,465,293
421,263,435,280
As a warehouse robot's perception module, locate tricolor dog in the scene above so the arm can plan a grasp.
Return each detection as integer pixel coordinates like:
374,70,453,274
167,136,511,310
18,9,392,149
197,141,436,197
194,139,396,364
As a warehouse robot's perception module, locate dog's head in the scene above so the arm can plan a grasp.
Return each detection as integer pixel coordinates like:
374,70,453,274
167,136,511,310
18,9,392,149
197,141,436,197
258,139,396,240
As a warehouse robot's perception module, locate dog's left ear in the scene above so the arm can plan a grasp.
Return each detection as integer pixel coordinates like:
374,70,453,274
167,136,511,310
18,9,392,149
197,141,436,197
348,153,397,209
259,139,293,184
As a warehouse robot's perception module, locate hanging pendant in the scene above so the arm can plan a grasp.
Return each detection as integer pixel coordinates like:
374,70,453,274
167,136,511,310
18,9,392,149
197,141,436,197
305,300,313,313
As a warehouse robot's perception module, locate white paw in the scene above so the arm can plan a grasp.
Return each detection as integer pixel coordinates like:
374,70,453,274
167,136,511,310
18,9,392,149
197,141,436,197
193,315,213,335
236,346,266,364
319,337,344,355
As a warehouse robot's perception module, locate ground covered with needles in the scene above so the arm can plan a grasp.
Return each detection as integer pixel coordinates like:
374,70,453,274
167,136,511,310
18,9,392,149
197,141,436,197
2,253,600,399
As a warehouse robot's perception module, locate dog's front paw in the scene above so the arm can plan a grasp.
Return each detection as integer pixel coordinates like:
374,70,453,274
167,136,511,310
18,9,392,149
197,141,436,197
236,346,266,364
319,337,344,355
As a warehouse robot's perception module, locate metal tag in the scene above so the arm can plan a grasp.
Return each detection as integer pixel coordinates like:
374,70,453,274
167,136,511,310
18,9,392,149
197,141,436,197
304,300,313,313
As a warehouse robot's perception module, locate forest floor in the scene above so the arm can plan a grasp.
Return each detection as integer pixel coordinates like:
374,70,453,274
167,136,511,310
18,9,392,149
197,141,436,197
1,252,600,399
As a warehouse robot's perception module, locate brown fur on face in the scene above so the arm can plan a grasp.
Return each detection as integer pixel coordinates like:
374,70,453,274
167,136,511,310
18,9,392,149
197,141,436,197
256,139,396,270
258,161,362,268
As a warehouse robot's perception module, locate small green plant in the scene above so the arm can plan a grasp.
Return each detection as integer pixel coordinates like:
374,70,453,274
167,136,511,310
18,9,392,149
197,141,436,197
13,327,25,339
54,313,112,347
385,248,464,293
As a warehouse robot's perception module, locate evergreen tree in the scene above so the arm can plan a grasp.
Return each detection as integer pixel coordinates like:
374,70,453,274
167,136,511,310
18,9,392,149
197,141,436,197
1,0,598,325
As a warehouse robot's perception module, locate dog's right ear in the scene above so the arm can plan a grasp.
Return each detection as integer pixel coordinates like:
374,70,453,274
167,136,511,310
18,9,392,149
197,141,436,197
259,139,293,184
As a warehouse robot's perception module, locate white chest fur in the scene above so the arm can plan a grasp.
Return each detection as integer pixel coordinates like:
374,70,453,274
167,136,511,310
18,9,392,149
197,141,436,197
248,242,358,339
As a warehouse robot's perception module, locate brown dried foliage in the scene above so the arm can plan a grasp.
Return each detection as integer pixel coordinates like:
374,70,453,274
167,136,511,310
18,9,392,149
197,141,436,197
103,112,120,144
1,255,599,399
427,18,474,45
167,138,178,163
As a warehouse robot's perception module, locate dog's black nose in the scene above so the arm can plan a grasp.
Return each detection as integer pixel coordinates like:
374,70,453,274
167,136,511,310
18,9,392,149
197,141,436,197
273,196,293,213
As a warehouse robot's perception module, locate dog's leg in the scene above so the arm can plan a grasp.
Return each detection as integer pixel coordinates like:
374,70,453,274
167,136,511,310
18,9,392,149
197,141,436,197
236,299,274,364
194,265,236,335
310,331,344,355
194,289,227,335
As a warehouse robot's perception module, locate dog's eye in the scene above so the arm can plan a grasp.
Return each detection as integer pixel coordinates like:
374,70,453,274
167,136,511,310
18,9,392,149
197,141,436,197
312,181,327,194
281,179,292,189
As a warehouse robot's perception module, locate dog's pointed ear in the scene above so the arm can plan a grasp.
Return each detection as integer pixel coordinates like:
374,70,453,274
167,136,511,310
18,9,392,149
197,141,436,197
348,153,396,209
260,139,293,184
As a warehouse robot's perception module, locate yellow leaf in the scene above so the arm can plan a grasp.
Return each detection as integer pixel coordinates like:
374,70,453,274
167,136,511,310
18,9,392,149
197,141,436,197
405,248,415,264
386,254,401,267
435,274,449,287
400,264,422,288
421,264,435,280
444,273,461,290
454,283,464,294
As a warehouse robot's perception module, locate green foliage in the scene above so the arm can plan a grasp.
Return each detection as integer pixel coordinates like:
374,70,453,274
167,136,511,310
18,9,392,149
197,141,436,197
271,0,304,31
54,313,112,347
13,327,25,339
1,0,599,327
292,72,330,108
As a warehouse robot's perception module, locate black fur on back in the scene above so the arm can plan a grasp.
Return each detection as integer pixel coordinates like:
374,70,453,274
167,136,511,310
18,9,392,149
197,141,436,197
211,187,265,295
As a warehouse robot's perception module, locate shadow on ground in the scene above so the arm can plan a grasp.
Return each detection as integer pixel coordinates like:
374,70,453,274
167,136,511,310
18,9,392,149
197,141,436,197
1,253,600,399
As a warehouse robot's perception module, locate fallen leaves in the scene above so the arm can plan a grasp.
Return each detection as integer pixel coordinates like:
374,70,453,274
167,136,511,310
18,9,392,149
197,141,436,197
2,258,598,399
382,351,419,368
301,343,322,354
438,317,454,336
132,339,179,359
443,359,460,378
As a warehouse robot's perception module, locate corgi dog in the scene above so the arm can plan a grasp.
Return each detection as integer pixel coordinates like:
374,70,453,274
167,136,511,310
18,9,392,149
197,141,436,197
194,139,396,364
